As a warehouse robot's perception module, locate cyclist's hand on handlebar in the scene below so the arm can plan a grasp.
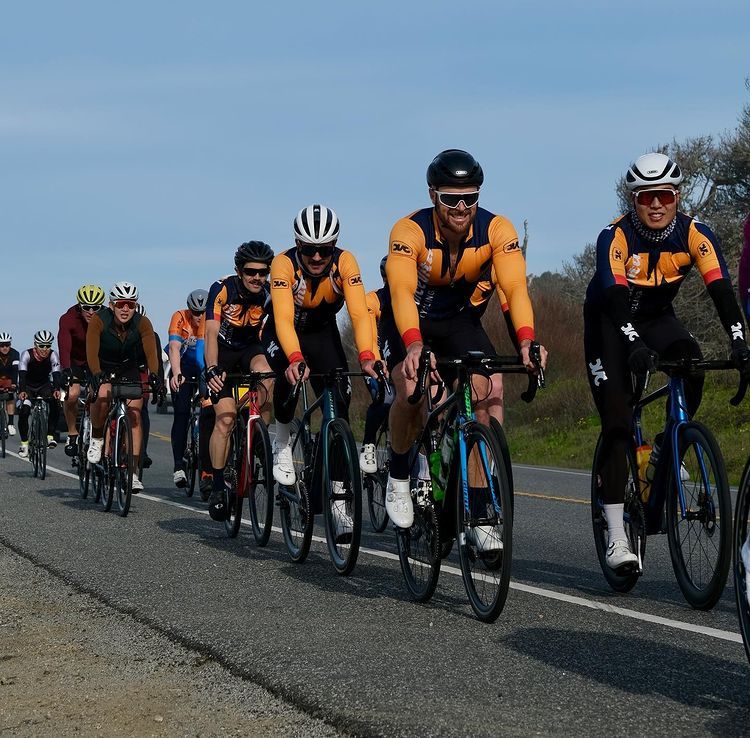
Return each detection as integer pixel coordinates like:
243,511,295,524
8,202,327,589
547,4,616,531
403,342,438,383
285,359,309,386
169,373,183,392
53,389,61,400
520,340,548,373
61,368,73,389
628,342,658,375
19,391,27,402
205,365,225,394
360,358,379,380
731,338,750,378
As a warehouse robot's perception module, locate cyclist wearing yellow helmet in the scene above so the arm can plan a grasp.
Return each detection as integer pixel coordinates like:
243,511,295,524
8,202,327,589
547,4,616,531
58,284,106,458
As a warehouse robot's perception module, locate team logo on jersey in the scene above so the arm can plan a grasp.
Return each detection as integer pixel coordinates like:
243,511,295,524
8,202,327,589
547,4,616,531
272,279,289,289
504,241,520,253
698,242,712,258
588,359,608,386
348,275,363,286
392,242,412,255
620,323,639,342
612,247,623,262
381,340,390,361
731,322,744,341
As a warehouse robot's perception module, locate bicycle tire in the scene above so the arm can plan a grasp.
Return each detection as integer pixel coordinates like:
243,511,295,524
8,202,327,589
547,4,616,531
590,434,645,593
278,418,314,563
224,428,243,538
247,419,274,547
185,417,198,498
323,418,363,575
114,414,134,517
666,421,731,610
38,405,48,481
734,456,750,663
92,465,103,503
78,413,91,499
489,417,514,514
365,423,390,533
456,420,513,622
101,423,115,512
0,404,7,458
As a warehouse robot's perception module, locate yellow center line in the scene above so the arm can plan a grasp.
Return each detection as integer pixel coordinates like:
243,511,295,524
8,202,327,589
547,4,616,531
149,431,171,442
516,490,590,505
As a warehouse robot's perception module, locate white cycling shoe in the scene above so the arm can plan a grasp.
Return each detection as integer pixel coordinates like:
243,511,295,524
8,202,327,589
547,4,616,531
173,469,187,488
359,443,377,474
385,477,413,529
272,441,296,485
87,437,104,464
18,442,28,459
331,481,354,543
132,474,144,493
606,537,638,570
469,525,503,553
8,425,16,436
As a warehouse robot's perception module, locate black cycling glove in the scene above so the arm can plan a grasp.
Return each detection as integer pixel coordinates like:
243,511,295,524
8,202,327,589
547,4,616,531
628,341,658,376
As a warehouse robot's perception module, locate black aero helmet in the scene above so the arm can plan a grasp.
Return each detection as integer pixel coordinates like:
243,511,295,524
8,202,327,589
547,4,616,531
234,240,274,267
379,255,388,282
427,149,484,189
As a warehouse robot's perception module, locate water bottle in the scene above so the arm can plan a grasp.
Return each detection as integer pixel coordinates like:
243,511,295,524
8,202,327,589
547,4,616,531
635,444,652,502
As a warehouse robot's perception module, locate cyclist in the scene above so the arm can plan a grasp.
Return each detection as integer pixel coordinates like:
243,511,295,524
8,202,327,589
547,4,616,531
58,284,106,458
381,149,542,534
167,289,209,488
359,255,393,474
17,330,62,457
204,241,276,521
584,152,750,571
737,212,750,588
0,331,19,437
86,282,162,492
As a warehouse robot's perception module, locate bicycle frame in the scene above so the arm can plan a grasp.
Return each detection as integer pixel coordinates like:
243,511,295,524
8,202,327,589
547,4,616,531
231,377,269,499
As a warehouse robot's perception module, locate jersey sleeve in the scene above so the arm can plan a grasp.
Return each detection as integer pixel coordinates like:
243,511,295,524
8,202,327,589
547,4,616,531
86,315,104,375
168,310,185,343
365,290,382,360
386,217,426,348
138,316,159,374
269,254,302,363
487,216,535,343
206,282,227,324
339,251,375,362
17,350,30,391
195,315,206,370
688,220,730,285
57,313,72,369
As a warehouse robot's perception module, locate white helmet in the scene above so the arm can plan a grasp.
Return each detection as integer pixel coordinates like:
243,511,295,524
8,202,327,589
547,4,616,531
110,281,139,301
136,303,146,316
187,289,209,313
0,331,11,343
293,204,340,244
33,330,54,347
626,153,683,191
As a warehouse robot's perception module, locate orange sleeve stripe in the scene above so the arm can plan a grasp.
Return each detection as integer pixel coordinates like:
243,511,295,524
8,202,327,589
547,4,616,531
402,328,422,347
358,350,375,362
516,326,535,343
614,274,628,286
287,351,304,365
702,267,723,284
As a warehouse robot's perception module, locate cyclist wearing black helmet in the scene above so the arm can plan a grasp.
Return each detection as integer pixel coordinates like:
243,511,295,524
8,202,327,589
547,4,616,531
204,241,275,521
380,148,543,529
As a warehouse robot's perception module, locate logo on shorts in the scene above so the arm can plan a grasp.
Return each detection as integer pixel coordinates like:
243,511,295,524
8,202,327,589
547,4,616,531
348,275,363,286
266,340,280,357
620,323,639,342
731,322,744,341
272,279,288,289
392,242,412,255
588,358,608,386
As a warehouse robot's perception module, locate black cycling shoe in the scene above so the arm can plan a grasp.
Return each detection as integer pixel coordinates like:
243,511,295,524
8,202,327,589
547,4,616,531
64,437,78,457
208,491,227,521
142,454,153,469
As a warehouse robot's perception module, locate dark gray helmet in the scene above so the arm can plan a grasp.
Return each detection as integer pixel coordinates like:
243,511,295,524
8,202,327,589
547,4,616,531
427,149,484,189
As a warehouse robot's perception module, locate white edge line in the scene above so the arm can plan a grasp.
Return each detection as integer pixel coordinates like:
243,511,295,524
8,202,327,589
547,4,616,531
5,451,743,645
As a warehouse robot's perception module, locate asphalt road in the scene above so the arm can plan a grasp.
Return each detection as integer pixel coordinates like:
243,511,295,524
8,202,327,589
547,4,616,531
1,412,749,736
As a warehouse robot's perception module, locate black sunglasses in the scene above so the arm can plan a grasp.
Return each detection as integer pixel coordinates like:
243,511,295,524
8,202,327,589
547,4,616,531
242,267,270,277
435,190,480,209
298,244,335,258
0,343,10,348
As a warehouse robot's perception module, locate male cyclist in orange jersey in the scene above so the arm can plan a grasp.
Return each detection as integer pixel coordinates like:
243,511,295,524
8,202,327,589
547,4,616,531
263,204,378,538
380,149,545,531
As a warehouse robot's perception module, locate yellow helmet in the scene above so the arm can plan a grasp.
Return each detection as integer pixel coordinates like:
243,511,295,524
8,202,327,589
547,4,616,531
76,284,106,307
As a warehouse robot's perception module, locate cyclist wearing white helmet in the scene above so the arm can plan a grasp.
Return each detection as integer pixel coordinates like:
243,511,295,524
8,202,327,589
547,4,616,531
584,152,750,571
167,288,210,489
204,241,276,521
17,330,62,457
0,331,20,437
264,205,377,507
58,284,106,459
85,282,163,492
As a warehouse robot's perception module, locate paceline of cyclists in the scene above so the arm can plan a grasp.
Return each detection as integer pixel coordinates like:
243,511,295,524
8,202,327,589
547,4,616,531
2,148,750,607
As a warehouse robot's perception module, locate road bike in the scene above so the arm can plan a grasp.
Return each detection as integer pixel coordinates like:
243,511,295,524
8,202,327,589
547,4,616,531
361,374,392,533
180,378,202,498
397,348,542,622
0,390,10,458
591,358,745,610
73,382,93,499
733,455,750,663
279,364,379,575
218,372,276,544
27,397,50,480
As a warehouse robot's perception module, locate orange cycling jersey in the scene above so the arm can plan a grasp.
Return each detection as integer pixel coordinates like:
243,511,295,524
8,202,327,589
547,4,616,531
270,247,375,364
168,309,205,367
468,265,508,316
386,206,534,348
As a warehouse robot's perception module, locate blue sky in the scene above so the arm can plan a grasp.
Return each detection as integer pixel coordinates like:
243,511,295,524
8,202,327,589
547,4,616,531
1,1,748,349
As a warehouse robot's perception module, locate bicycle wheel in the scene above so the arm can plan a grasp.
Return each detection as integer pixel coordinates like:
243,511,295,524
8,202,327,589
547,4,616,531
590,434,646,593
114,414,134,517
666,421,731,610
323,418,363,575
185,417,198,498
489,417,514,514
92,465,104,503
30,407,41,478
734,456,750,663
224,428,243,538
365,423,390,533
278,418,314,563
38,405,48,481
101,423,115,512
247,419,274,547
78,413,91,499
0,404,7,458
456,420,513,622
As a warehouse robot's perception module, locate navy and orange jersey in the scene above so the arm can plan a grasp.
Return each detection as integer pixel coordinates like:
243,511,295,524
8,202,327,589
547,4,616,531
386,206,534,348
168,309,205,369
206,275,271,350
585,211,731,315
270,247,375,364
365,286,390,361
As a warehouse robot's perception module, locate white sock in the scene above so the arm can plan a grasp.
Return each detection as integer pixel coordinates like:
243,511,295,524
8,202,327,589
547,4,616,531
603,503,626,544
275,421,291,447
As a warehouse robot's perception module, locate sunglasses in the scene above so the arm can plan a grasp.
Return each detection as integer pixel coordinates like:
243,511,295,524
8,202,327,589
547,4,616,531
36,344,52,350
0,343,10,348
241,267,270,277
79,304,101,313
634,188,678,207
435,190,480,209
113,300,137,310
298,244,335,258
